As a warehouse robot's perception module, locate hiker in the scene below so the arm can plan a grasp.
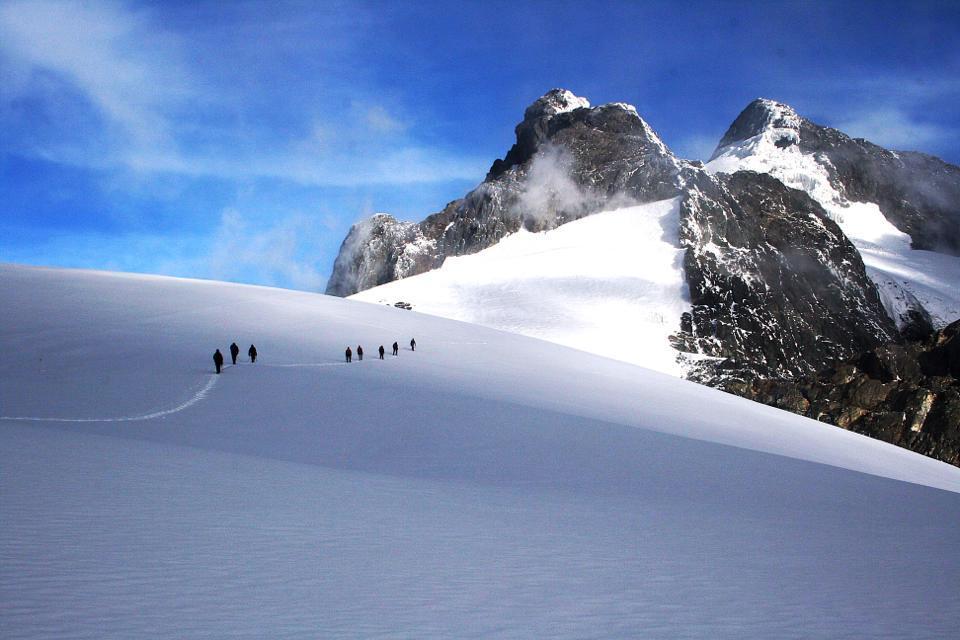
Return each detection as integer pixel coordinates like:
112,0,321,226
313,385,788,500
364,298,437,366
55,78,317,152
357,345,364,361
378,345,385,360
345,346,352,363
230,342,240,365
213,349,224,374
392,341,399,356
248,344,257,363
410,338,416,351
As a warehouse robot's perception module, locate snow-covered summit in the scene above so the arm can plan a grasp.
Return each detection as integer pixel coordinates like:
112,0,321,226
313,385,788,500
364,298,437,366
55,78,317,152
523,88,591,119
603,101,639,115
706,99,960,331
710,98,801,156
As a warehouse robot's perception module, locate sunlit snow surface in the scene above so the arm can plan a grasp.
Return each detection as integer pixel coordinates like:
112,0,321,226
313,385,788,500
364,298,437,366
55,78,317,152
707,109,960,328
2,264,960,639
352,198,692,376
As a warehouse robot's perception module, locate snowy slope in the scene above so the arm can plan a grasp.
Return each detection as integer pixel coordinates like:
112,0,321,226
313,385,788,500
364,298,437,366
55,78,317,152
351,198,692,376
707,101,960,329
2,263,960,639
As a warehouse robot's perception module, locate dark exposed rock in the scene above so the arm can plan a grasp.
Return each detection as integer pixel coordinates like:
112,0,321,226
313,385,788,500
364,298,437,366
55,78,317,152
734,320,960,468
676,169,898,380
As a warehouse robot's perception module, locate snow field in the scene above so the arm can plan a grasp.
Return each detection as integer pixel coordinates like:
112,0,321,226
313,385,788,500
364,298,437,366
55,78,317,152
2,264,960,638
351,198,692,376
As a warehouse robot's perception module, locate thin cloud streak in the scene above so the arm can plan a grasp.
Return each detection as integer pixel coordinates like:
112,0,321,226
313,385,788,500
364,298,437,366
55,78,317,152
0,0,192,149
0,0,485,186
836,108,953,152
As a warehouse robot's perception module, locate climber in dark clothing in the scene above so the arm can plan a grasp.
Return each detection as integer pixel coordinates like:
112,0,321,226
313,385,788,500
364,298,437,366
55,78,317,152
357,345,364,361
248,344,257,363
230,342,239,365
410,338,416,351
392,341,399,356
345,346,352,363
213,349,224,374
378,345,385,360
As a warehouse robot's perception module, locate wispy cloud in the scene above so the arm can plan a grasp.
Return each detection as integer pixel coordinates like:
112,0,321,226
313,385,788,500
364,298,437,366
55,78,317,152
0,0,484,186
835,107,953,151
672,133,720,161
360,103,407,135
206,209,331,291
0,0,191,151
804,74,960,154
4,210,338,291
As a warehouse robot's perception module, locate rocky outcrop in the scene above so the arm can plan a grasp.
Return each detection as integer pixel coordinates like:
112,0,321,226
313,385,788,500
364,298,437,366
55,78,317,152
325,214,438,297
326,89,683,296
713,99,960,255
732,321,960,467
674,170,898,381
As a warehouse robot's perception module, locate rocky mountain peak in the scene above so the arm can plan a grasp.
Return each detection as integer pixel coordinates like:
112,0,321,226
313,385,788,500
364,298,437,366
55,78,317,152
328,89,683,297
709,97,960,256
711,98,801,158
523,88,591,120
324,88,960,469
488,90,675,181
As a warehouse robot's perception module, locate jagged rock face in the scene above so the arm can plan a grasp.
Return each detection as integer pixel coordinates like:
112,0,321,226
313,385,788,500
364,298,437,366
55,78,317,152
676,170,899,380
732,320,960,468
713,99,960,255
325,89,682,296
325,214,437,297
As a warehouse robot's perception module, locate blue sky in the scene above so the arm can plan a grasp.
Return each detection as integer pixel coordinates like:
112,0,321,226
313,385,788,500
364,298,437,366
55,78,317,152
2,0,959,291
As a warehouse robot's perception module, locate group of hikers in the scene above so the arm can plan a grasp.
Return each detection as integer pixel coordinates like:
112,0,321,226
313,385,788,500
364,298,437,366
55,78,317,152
212,342,257,374
212,338,416,373
345,338,415,363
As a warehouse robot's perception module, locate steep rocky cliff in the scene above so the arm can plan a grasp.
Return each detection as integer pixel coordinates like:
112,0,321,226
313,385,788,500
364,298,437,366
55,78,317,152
675,169,898,381
735,321,960,466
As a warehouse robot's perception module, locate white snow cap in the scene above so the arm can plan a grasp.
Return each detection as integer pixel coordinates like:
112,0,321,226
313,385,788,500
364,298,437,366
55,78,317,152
604,101,640,116
537,89,591,116
754,98,801,131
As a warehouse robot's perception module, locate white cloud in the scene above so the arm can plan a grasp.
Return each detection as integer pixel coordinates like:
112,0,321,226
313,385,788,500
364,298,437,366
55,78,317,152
800,73,960,155
3,211,334,292
0,0,484,186
672,133,720,161
206,209,329,291
510,144,635,224
836,107,953,152
362,104,406,134
0,0,191,150
514,144,596,223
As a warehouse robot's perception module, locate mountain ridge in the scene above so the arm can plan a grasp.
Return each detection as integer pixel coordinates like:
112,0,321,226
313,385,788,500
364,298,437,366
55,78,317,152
329,89,960,464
